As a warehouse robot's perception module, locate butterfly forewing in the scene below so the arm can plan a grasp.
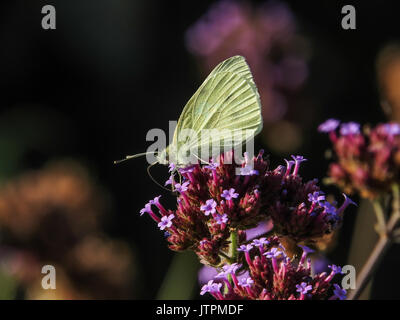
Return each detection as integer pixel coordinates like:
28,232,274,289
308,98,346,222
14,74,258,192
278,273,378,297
169,56,263,166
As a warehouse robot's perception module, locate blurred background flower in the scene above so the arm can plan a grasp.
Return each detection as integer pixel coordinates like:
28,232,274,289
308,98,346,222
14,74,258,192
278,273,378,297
0,161,135,299
185,0,310,153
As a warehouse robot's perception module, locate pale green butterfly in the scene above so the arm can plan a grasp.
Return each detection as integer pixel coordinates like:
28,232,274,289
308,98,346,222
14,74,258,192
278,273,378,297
116,55,263,182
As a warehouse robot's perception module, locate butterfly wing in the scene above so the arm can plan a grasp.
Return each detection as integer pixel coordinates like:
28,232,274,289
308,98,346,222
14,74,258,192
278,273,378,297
167,55,263,166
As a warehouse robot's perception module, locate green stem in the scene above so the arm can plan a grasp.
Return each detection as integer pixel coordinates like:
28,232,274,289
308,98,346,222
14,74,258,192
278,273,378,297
348,234,391,300
372,199,386,234
392,184,400,218
229,229,238,263
349,184,400,300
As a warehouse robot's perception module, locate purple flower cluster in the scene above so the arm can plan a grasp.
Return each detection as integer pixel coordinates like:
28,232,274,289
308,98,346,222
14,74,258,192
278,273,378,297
319,119,400,198
201,236,347,300
140,150,355,266
263,156,355,241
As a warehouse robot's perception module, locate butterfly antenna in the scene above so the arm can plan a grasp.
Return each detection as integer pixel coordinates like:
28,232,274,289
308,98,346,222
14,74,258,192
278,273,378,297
114,152,155,164
147,161,173,192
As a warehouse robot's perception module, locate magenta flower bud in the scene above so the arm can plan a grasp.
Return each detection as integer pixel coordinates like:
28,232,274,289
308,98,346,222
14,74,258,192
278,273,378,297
291,155,307,176
298,245,314,265
284,159,295,179
165,175,174,186
238,244,254,267
139,202,161,223
200,280,223,299
150,195,169,216
337,193,357,215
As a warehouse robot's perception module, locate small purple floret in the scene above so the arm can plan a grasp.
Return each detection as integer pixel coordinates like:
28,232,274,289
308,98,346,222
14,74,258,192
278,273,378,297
252,237,270,247
200,199,218,216
140,203,152,216
332,284,347,300
239,165,259,176
175,181,190,193
221,188,239,200
214,213,228,225
328,264,343,275
200,280,222,295
308,191,325,204
237,244,253,253
296,282,312,295
157,214,175,230
238,277,254,288
264,247,283,259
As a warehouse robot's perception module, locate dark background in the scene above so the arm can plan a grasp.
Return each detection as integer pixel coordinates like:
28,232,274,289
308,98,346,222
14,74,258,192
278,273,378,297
0,0,399,299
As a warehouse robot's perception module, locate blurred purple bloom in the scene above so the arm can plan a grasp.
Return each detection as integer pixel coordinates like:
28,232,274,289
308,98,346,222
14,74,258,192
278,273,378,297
332,284,347,300
322,202,337,215
185,0,308,123
383,123,400,135
340,122,360,135
318,119,340,133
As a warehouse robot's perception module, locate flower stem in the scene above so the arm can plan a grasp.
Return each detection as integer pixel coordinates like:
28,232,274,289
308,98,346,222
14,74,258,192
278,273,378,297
229,229,238,262
348,184,400,300
347,234,391,300
372,200,386,233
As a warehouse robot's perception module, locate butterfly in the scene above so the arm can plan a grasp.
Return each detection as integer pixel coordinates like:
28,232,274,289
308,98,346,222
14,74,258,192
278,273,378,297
116,55,263,172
